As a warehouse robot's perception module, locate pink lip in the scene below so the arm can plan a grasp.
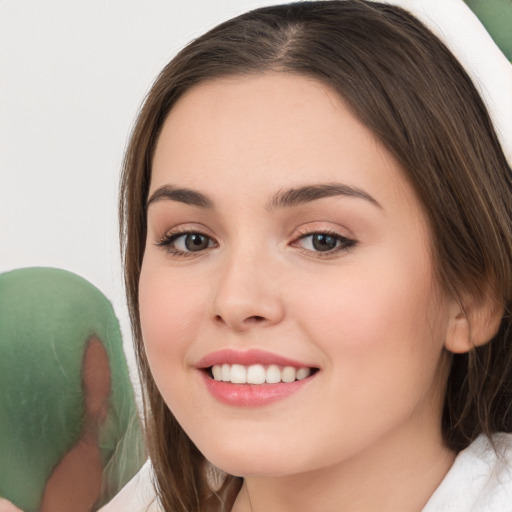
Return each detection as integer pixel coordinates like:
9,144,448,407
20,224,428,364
196,348,314,369
200,372,315,407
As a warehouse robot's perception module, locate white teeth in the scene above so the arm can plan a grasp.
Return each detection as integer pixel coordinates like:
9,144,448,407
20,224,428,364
281,366,296,383
247,364,266,384
265,364,281,384
210,363,313,384
296,367,311,380
212,365,223,381
221,364,231,382
231,364,247,384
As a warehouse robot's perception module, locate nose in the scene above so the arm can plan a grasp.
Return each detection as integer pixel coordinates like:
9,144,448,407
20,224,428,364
211,251,285,332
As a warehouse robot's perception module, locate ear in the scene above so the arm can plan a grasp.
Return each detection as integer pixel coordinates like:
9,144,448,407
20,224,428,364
445,293,504,354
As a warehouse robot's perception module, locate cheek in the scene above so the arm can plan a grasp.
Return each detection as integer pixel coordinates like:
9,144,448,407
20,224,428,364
138,263,203,378
291,249,447,371
287,256,450,446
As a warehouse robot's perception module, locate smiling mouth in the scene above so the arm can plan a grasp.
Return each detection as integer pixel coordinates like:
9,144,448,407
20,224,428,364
206,364,319,385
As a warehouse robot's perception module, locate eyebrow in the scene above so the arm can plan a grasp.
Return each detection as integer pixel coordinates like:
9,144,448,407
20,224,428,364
267,183,382,210
146,182,381,211
146,185,214,209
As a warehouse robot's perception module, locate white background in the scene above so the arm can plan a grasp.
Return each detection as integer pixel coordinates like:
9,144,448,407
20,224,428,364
0,0,278,380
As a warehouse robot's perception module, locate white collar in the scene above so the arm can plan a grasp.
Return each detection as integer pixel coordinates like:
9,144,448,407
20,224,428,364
423,433,512,512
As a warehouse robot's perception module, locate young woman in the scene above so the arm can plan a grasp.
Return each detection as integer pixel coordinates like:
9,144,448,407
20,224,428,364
104,0,512,510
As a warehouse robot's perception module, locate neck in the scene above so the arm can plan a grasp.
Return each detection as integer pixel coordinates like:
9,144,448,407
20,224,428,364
232,427,455,512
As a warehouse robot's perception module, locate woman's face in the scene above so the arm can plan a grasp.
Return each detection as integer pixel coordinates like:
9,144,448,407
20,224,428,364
139,73,455,477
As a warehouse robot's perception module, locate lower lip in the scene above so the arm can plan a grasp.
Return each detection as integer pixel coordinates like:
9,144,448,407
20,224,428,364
200,371,314,407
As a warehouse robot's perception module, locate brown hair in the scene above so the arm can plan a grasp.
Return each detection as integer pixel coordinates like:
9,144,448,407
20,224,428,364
119,1,512,510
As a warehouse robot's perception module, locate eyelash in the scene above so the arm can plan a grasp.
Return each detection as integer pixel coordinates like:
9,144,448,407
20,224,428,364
291,229,357,258
156,229,218,258
156,228,357,258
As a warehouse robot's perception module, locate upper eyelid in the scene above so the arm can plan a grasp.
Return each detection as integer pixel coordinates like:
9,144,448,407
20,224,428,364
158,223,215,238
290,227,357,251
291,224,353,240
156,225,353,240
159,229,217,244
154,222,356,245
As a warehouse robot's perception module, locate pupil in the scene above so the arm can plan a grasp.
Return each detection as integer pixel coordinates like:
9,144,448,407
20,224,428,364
185,234,208,251
312,234,337,251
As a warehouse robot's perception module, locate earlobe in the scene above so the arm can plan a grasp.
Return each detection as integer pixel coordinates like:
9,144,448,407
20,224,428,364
445,296,504,354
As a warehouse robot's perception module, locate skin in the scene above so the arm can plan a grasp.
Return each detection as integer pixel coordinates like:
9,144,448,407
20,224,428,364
0,500,22,512
139,73,461,511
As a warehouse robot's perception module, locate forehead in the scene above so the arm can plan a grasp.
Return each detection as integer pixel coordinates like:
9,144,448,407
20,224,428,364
154,73,351,169
150,72,414,212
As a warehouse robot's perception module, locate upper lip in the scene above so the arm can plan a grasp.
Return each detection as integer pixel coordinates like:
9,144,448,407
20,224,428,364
196,348,316,369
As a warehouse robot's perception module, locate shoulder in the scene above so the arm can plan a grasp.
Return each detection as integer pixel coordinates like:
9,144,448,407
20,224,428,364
423,433,512,512
99,459,161,512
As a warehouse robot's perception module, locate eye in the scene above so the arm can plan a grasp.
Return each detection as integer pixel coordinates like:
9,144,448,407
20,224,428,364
157,231,217,256
292,231,356,255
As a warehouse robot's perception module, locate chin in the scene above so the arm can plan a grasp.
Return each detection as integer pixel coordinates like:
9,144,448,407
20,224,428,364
195,435,314,478
208,454,300,478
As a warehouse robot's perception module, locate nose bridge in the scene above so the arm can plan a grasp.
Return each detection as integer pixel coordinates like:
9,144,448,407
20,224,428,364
212,241,284,331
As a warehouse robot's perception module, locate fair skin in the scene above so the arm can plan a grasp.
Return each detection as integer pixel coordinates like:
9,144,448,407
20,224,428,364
139,73,460,512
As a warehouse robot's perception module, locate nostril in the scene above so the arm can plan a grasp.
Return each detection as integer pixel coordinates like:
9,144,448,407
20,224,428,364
245,315,265,323
214,314,265,325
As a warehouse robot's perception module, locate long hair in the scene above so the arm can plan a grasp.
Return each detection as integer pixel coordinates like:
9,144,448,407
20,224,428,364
119,1,512,510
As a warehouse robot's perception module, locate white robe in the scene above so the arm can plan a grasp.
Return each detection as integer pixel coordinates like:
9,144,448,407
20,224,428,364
423,433,512,512
99,459,160,512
